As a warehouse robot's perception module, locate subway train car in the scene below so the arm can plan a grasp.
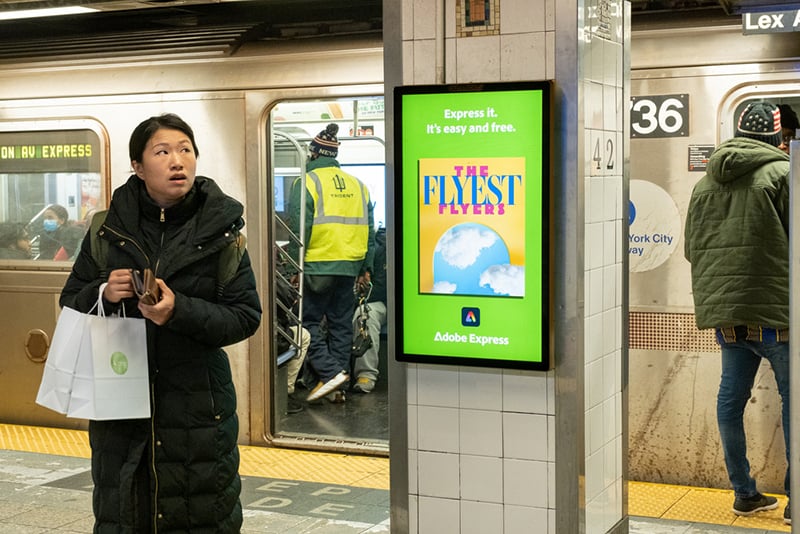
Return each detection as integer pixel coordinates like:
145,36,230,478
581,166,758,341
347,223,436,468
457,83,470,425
0,4,388,455
628,13,800,493
0,2,798,500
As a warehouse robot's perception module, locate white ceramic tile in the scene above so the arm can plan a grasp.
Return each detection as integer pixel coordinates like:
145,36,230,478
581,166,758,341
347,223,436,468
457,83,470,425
548,508,556,534
547,459,555,507
409,494,419,534
604,40,620,87
461,500,504,534
407,364,418,405
590,175,606,223
583,127,593,179
615,391,622,436
546,374,555,415
445,37,457,84
602,264,616,311
602,307,617,357
503,412,548,461
460,409,502,456
586,494,604,534
604,175,621,222
585,312,603,364
419,496,460,534
603,220,616,267
502,370,549,413
604,440,618,490
413,39,437,84
402,0,414,41
418,365,459,407
545,30,555,80
588,403,604,454
418,451,460,498
445,0,456,39
587,266,602,317
585,449,603,502
418,405,460,452
603,84,617,133
501,0,544,34
461,455,503,503
504,504,549,534
602,352,617,401
585,357,602,409
615,219,623,263
412,0,437,40
456,36,500,83
500,32,546,82
586,221,603,271
402,40,415,85
547,415,555,462
545,0,555,32
409,449,419,494
503,459,548,507
614,305,622,352
459,367,502,411
408,404,419,450
616,89,624,132
603,396,617,445
591,35,604,84
587,83,604,131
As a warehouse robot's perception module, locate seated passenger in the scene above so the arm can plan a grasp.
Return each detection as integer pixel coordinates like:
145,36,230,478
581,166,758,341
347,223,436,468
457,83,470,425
37,204,85,260
352,226,386,394
0,222,31,259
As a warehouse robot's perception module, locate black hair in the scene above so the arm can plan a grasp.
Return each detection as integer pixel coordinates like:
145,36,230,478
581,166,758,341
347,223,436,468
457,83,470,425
128,113,200,162
779,104,800,131
0,222,27,248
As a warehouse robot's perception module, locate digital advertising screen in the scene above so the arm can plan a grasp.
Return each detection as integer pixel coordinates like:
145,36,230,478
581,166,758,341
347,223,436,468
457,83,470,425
394,81,552,370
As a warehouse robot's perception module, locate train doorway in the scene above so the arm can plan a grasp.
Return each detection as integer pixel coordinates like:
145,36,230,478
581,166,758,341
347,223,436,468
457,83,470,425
266,97,389,453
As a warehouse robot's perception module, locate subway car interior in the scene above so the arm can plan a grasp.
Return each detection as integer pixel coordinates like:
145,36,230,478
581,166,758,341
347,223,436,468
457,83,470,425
0,0,798,532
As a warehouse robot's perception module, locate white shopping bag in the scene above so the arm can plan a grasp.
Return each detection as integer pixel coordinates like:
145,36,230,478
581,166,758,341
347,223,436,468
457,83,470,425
35,306,90,414
68,299,150,420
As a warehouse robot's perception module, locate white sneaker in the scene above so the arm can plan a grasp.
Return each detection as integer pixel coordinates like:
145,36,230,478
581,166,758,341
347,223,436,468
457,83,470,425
306,371,349,401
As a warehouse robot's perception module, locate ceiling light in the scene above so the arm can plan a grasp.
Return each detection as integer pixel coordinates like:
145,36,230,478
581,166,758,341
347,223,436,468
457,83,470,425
0,6,98,21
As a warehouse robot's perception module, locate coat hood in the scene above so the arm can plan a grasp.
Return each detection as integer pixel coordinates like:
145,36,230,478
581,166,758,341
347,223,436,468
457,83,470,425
707,137,789,185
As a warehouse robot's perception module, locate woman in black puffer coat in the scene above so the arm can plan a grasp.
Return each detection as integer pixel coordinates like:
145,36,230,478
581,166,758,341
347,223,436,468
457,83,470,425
60,113,262,533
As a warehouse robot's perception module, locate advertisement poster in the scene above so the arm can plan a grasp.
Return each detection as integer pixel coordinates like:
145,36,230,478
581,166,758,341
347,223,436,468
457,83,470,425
395,81,551,370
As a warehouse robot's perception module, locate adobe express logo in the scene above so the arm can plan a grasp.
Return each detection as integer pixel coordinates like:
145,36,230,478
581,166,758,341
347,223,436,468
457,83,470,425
461,307,480,327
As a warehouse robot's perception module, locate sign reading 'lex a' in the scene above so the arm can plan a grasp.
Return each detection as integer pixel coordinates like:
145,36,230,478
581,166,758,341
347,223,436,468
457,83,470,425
742,10,800,34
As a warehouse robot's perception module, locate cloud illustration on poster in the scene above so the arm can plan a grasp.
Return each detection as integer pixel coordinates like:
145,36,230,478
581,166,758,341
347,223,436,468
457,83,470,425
479,264,525,296
432,222,517,296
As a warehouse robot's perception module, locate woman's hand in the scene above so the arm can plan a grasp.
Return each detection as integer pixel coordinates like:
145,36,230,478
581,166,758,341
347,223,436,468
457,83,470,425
138,278,175,325
103,269,136,303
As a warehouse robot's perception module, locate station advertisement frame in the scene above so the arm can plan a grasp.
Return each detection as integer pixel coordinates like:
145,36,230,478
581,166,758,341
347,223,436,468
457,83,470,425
394,80,553,370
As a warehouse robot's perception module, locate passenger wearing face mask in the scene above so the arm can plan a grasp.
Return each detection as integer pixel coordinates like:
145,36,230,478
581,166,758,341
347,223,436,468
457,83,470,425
37,204,85,260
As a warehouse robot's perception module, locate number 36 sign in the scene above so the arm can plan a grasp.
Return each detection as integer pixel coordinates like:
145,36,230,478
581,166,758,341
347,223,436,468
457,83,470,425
630,94,688,138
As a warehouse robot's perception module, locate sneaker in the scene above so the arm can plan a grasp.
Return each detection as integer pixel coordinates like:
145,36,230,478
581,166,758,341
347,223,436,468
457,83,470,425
327,390,346,403
353,376,375,393
286,394,304,414
732,493,778,516
306,371,349,402
785,501,791,525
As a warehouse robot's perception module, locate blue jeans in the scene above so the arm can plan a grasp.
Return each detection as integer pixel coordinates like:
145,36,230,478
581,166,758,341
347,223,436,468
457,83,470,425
717,339,790,498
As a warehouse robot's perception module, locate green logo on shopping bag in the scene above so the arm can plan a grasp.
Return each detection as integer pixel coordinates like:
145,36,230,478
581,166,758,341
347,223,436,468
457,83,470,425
110,352,128,375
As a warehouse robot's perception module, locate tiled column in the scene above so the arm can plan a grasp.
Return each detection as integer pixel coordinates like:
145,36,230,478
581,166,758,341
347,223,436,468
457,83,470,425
384,1,630,533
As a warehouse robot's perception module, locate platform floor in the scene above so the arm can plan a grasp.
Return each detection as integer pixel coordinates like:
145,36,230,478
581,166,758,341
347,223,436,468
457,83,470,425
0,424,790,533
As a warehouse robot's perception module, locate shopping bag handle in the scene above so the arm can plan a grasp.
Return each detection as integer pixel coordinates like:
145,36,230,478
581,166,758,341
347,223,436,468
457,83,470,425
96,282,126,318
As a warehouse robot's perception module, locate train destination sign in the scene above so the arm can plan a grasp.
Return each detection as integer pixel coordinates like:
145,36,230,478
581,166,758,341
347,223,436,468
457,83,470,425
394,81,552,370
0,130,101,173
742,10,800,34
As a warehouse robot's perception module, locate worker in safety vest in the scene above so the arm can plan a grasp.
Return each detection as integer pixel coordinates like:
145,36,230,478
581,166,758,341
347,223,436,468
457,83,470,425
288,123,375,404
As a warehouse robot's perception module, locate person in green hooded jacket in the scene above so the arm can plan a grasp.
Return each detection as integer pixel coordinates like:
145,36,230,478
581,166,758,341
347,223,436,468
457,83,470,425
684,101,791,524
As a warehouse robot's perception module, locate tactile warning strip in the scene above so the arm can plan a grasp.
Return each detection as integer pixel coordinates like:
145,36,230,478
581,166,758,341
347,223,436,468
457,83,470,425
0,423,389,490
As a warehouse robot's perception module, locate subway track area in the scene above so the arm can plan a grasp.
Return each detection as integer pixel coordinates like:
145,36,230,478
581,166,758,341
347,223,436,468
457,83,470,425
0,424,790,533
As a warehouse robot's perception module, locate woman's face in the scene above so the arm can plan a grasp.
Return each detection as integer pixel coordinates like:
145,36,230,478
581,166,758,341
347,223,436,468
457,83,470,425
132,127,197,208
43,209,63,232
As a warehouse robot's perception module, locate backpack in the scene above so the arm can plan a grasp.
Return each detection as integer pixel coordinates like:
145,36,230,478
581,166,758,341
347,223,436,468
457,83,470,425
89,209,245,297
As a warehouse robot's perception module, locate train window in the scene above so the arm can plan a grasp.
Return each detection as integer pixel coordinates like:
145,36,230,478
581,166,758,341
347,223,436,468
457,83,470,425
268,96,388,449
0,122,106,263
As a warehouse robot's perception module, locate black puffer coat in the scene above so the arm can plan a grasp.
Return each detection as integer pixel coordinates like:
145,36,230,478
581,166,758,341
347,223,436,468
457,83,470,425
60,175,262,533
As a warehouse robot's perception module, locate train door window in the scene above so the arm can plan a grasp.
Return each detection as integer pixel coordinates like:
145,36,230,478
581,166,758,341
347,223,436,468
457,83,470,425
0,122,106,263
268,97,388,450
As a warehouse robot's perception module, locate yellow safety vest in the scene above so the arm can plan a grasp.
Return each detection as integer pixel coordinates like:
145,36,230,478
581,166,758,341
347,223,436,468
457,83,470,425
304,167,370,263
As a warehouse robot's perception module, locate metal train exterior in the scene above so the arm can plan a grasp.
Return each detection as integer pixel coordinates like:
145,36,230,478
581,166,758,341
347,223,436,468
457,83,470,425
629,19,800,492
1,10,799,493
0,31,385,452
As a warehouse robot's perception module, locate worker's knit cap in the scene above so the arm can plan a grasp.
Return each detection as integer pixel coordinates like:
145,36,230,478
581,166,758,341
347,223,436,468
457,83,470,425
309,123,340,158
